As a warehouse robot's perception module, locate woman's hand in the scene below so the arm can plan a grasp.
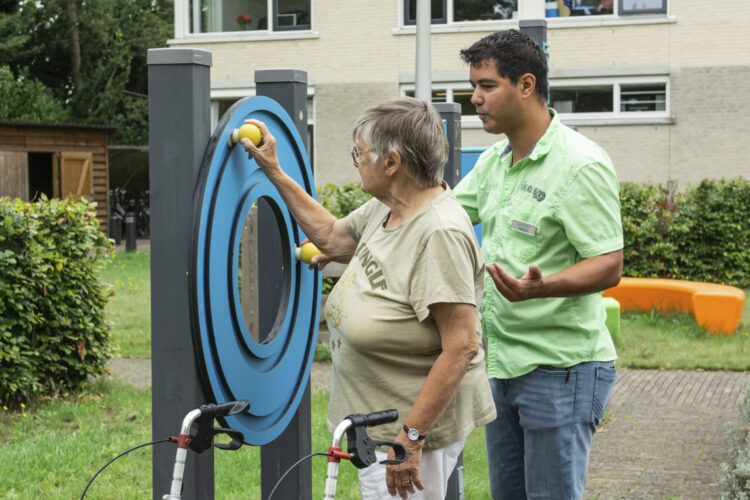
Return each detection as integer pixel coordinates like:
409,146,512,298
240,119,282,178
385,432,425,499
300,237,334,271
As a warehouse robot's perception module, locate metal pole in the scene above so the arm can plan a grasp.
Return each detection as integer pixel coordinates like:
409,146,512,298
147,47,213,500
415,0,431,101
254,68,313,500
433,102,462,188
519,19,548,47
433,101,464,500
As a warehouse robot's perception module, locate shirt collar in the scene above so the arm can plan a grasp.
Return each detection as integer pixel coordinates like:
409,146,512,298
492,108,561,164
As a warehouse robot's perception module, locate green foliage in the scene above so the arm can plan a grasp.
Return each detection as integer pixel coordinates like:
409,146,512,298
313,342,331,362
317,182,371,219
721,383,750,499
621,178,750,286
0,0,173,145
317,182,370,294
0,65,69,123
0,196,114,408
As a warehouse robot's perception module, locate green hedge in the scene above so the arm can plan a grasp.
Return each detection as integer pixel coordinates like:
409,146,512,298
317,182,371,219
621,178,750,287
317,177,749,288
0,196,113,408
317,183,371,294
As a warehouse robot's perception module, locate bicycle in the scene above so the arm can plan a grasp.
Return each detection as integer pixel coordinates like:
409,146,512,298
80,400,406,500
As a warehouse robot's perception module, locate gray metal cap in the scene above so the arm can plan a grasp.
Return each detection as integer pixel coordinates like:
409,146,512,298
147,48,212,66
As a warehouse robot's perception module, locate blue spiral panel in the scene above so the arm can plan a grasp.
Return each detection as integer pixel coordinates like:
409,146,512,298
190,96,320,445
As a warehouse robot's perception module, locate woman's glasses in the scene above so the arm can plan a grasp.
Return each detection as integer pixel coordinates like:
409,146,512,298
351,146,372,167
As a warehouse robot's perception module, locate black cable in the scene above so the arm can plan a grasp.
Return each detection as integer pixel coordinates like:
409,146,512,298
80,438,172,499
267,452,331,500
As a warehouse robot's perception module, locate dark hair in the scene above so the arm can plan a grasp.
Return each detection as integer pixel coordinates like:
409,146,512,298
460,30,548,103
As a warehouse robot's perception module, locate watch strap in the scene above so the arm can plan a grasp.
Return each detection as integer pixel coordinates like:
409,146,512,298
403,424,426,440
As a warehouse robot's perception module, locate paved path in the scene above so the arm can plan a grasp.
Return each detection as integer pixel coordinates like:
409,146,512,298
586,369,748,499
108,360,748,499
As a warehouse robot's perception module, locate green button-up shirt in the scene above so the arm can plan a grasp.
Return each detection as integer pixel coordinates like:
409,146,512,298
454,110,622,379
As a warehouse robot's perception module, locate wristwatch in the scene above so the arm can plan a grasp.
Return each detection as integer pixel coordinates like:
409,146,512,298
403,424,426,441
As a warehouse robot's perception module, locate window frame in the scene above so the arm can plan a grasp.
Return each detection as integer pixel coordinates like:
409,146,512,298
402,0,518,26
399,82,482,128
395,0,672,32
550,75,671,126
272,0,311,31
619,0,667,16
173,0,315,40
401,74,671,128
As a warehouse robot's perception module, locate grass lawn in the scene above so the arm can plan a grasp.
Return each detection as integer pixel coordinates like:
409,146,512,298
99,250,151,358
617,308,750,370
0,381,488,499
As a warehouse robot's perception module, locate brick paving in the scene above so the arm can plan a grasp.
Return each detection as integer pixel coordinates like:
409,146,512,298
585,369,750,500
108,361,749,499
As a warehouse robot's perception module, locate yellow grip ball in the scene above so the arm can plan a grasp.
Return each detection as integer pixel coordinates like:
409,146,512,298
237,123,262,146
296,242,322,264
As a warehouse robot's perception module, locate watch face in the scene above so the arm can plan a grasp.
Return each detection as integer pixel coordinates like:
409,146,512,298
407,428,420,441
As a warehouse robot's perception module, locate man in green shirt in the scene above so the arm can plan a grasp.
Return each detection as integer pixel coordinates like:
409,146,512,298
454,30,624,500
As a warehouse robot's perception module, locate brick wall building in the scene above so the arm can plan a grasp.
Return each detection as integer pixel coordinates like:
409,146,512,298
169,0,750,188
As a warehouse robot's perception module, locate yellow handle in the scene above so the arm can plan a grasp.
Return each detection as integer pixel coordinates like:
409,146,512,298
295,242,321,264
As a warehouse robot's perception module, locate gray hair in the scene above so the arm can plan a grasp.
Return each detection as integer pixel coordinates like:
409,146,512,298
352,97,448,188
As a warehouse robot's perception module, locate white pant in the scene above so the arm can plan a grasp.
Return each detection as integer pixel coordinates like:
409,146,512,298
357,438,466,499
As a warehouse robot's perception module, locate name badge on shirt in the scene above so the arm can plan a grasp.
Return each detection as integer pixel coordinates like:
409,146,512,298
511,219,537,237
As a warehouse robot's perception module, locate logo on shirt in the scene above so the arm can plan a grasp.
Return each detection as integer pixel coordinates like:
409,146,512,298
354,243,388,290
520,182,546,202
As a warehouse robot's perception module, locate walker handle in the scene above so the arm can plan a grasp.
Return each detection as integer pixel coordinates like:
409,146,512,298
348,409,398,428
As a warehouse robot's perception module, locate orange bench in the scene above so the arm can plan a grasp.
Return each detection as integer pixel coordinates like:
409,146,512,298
603,277,746,335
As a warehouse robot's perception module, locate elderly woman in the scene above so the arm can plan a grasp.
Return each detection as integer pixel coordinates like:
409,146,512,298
241,97,495,500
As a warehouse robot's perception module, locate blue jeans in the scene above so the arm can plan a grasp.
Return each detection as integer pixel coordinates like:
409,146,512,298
485,361,616,500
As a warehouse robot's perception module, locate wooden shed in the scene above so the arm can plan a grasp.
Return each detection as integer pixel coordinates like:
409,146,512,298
0,121,116,235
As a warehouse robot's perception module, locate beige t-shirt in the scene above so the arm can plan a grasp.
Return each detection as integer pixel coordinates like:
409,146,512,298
325,187,496,451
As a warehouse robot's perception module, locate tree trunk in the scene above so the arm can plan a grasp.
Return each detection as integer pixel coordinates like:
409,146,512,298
66,0,82,94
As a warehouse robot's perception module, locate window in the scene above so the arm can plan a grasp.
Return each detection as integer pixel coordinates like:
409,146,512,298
546,0,667,18
402,85,479,124
404,0,518,25
550,78,668,121
550,85,613,113
620,0,667,15
189,0,310,34
620,83,666,112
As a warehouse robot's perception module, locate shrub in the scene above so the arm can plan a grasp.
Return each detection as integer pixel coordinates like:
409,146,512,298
620,178,750,287
317,183,370,294
317,182,371,219
674,179,750,286
620,182,679,279
721,383,750,500
0,196,113,408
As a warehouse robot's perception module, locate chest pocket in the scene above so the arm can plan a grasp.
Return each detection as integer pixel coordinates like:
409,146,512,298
504,199,543,259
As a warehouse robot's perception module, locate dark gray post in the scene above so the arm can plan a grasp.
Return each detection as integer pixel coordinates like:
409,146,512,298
433,102,465,500
255,68,312,500
434,102,462,188
519,19,548,46
147,48,213,500
519,20,549,105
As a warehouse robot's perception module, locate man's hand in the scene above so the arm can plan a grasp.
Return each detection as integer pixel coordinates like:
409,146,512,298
487,250,623,301
486,262,544,302
385,433,425,499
